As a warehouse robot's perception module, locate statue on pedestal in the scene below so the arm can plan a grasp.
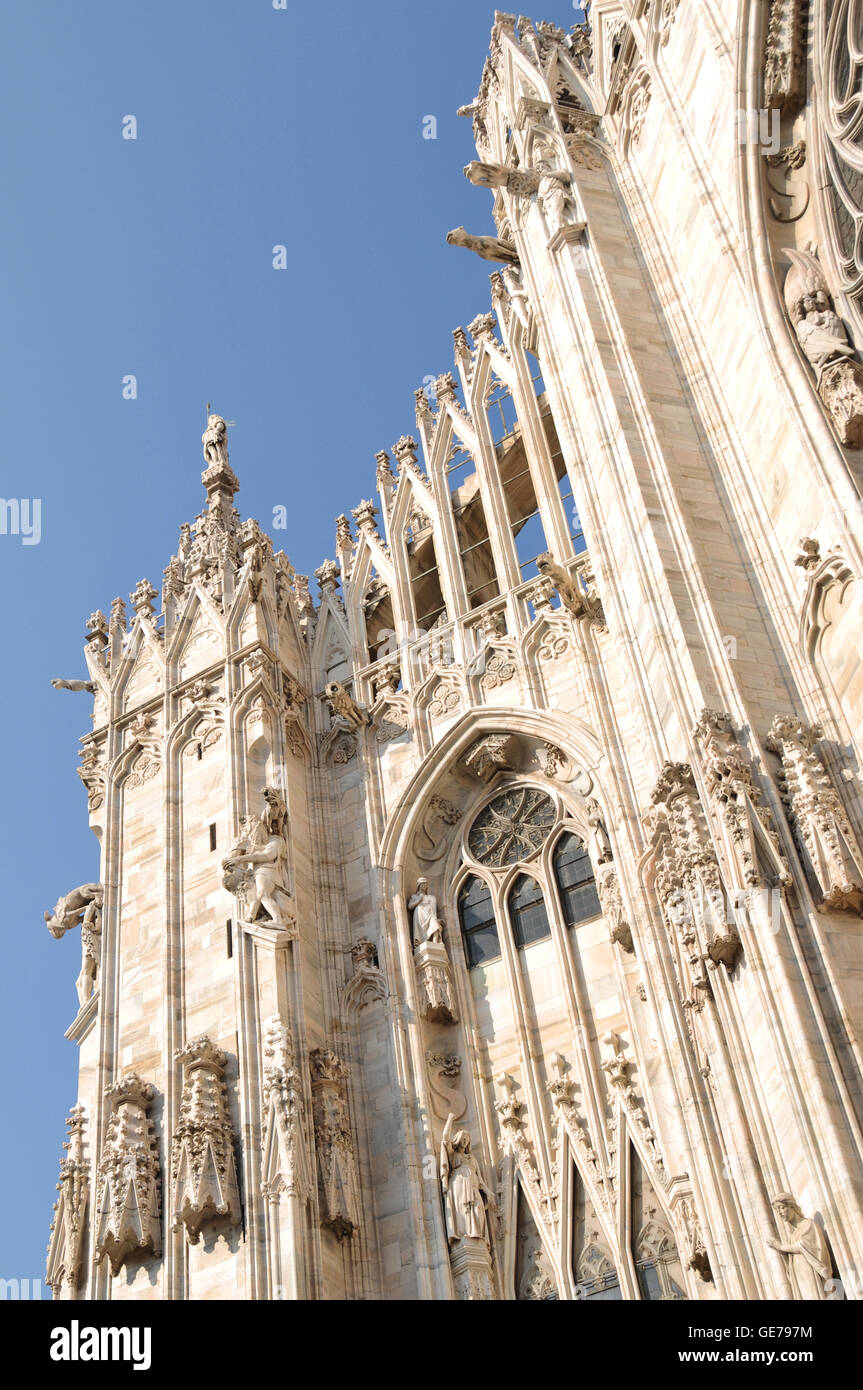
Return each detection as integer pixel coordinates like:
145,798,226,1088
222,788,296,930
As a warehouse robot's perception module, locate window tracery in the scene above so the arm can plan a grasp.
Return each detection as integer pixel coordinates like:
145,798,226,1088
467,787,556,865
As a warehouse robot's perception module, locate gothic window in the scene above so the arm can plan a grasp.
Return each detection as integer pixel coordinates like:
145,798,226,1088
631,1149,687,1301
362,571,394,662
553,832,601,926
502,441,547,581
526,351,545,396
486,377,519,443
446,444,500,609
468,787,556,866
815,2,863,336
515,1186,559,1299
572,1169,621,1299
508,874,552,948
406,520,447,630
458,875,501,967
550,438,587,555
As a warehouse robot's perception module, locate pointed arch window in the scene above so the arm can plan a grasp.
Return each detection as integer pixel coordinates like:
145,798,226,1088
508,874,552,948
553,832,601,926
458,876,500,968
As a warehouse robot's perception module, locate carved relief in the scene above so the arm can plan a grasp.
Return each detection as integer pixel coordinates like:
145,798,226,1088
309,1049,361,1240
462,732,516,783
764,0,806,113
342,938,387,1012
414,794,462,863
766,715,863,912
596,864,634,952
783,250,863,447
261,1017,311,1201
94,1074,161,1275
172,1037,241,1243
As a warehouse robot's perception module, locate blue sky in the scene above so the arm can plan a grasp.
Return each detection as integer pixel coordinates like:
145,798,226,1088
0,0,585,1285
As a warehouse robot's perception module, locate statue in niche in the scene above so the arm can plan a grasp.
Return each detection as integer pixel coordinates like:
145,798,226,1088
44,883,103,1007
222,787,296,929
408,877,445,945
446,226,520,267
586,798,613,864
440,1113,491,1246
783,250,863,447
767,1193,832,1300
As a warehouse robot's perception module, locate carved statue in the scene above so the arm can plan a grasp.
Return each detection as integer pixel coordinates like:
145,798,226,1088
440,1113,491,1246
222,788,296,929
446,226,520,267
202,413,229,468
408,877,445,945
536,551,588,616
536,162,574,232
44,883,103,1007
586,798,613,864
783,250,863,447
51,678,96,693
767,1193,832,1299
323,680,369,731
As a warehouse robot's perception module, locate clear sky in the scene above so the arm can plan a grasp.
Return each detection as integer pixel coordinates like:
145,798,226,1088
0,0,586,1286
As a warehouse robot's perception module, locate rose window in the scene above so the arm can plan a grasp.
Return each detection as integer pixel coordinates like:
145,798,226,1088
467,788,556,867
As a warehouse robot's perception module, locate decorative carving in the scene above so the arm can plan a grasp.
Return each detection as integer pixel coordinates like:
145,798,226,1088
428,675,461,720
766,715,863,912
46,1106,89,1298
539,742,567,779
694,709,789,891
764,0,806,113
408,877,455,1021
172,1036,240,1243
536,553,603,623
94,1074,161,1275
415,794,462,863
126,713,162,787
426,1052,466,1123
586,798,613,865
601,1034,667,1183
767,1192,831,1299
342,938,387,1012
222,788,297,932
44,883,103,1008
463,732,516,783
261,1016,310,1201
795,536,821,572
649,760,742,972
323,680,369,731
597,865,634,952
495,1074,549,1226
446,226,520,266
77,737,106,811
784,250,863,447
309,1049,361,1240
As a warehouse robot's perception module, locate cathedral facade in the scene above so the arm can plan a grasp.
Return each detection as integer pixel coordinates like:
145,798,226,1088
44,5,863,1301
